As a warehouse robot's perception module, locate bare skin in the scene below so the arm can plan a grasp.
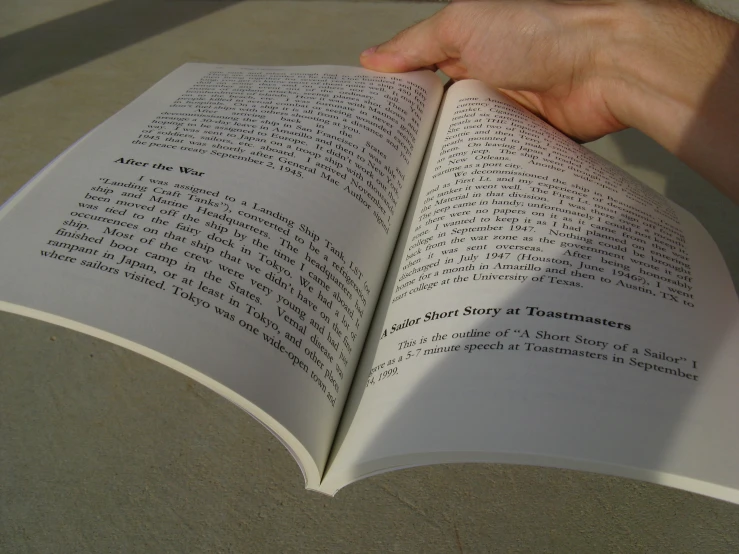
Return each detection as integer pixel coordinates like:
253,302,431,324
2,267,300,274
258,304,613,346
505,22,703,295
360,0,739,202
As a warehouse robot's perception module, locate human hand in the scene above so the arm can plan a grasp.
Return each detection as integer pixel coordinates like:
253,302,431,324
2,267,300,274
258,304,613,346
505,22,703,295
361,0,739,200
362,1,735,136
361,0,636,142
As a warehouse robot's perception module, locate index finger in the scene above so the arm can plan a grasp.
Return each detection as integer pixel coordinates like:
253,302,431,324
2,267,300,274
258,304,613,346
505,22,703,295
360,8,461,72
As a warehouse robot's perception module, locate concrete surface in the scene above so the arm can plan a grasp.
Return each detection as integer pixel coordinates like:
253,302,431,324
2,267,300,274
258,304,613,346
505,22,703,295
1,1,738,552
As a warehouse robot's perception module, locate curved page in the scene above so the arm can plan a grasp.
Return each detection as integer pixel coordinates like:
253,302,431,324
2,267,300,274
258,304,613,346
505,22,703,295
322,81,739,503
0,64,443,485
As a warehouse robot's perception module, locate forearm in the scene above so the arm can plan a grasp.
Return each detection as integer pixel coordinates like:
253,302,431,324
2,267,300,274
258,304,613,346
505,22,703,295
604,1,739,201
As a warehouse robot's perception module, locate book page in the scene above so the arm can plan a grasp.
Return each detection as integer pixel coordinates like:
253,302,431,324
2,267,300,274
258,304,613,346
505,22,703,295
0,64,442,485
322,80,739,502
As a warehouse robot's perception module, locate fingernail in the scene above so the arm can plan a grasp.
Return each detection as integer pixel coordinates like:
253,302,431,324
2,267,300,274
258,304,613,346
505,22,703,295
361,46,378,57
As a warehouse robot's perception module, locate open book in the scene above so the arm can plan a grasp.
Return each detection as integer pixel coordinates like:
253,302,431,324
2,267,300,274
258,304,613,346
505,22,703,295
1,64,738,502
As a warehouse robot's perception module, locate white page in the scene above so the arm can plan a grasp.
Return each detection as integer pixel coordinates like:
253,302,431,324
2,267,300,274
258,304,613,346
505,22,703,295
322,81,739,503
0,64,442,485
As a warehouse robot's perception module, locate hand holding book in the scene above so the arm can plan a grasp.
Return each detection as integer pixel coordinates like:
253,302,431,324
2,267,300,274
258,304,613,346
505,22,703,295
361,0,739,202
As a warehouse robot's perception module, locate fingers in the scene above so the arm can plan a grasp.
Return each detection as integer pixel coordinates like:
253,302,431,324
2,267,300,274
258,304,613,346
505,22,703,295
360,9,458,72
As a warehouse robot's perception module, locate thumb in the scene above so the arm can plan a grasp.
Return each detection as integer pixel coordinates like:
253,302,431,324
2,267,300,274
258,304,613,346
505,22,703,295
360,9,457,72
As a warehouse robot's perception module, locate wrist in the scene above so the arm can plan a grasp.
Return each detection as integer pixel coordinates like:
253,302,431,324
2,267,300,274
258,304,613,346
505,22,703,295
598,1,739,152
